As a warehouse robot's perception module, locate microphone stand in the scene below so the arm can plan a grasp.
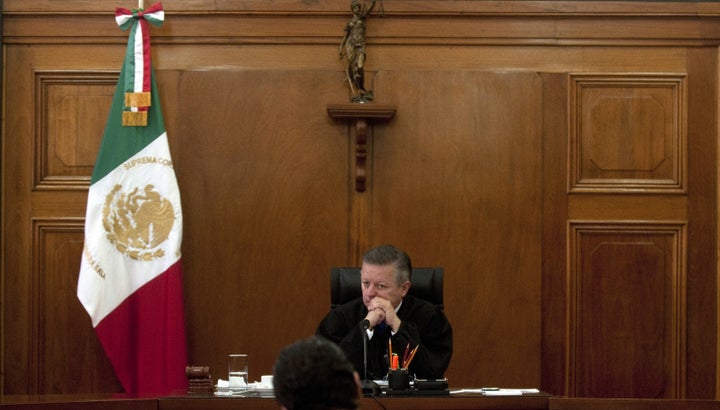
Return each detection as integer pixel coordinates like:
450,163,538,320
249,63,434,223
361,320,380,396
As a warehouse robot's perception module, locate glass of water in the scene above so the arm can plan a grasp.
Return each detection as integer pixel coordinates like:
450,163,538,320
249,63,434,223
228,354,248,391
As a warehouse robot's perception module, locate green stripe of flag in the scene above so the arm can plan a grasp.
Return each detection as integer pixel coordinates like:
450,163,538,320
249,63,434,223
91,65,165,184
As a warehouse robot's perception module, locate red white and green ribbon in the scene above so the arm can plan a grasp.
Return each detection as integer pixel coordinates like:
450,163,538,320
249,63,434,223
115,3,164,126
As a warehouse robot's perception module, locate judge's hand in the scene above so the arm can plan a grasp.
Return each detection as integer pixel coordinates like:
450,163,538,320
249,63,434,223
367,297,401,332
364,307,385,330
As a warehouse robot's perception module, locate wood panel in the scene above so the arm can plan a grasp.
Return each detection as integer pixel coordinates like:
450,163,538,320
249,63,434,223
555,45,716,399
568,223,686,398
371,70,543,387
35,72,114,190
562,67,694,399
32,221,120,394
541,72,570,397
569,74,686,193
684,47,717,399
173,69,352,387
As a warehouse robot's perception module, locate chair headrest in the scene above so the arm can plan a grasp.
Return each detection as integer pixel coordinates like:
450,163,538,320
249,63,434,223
330,267,444,310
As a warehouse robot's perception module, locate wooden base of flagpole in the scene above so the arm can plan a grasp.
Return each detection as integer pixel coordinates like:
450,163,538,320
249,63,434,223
327,103,396,192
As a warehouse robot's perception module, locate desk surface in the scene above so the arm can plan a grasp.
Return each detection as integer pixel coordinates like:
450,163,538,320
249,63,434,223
548,398,720,410
0,392,551,410
160,392,552,410
7,394,720,410
0,395,156,410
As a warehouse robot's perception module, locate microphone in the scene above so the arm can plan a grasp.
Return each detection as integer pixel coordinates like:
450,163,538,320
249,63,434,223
360,319,380,396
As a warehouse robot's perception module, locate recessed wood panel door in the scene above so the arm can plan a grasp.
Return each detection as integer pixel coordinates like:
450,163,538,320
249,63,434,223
569,224,686,398
542,48,717,398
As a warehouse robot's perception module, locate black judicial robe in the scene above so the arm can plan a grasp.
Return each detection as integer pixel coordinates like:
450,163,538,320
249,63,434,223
316,294,453,380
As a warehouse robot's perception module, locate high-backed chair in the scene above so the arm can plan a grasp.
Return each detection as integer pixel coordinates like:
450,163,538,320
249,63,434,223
330,267,444,310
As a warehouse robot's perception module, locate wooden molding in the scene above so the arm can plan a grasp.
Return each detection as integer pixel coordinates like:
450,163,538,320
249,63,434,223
327,103,396,192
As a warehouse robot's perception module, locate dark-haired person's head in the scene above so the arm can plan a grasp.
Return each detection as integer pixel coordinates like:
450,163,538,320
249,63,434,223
273,336,360,410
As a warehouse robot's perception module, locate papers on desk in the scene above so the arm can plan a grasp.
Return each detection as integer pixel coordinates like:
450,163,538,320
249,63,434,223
215,379,274,398
450,388,540,396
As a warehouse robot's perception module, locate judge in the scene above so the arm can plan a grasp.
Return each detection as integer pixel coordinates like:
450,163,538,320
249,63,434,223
317,244,453,380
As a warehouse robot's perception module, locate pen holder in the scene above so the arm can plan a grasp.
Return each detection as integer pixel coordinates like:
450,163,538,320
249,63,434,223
388,369,410,390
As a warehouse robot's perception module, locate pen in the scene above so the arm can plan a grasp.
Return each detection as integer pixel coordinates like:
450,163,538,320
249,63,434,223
403,345,419,370
402,343,410,367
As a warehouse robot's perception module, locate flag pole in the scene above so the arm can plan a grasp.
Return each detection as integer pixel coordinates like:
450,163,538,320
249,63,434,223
139,0,144,9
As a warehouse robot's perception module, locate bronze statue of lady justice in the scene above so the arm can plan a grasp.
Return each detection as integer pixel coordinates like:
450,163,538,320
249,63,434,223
340,0,379,103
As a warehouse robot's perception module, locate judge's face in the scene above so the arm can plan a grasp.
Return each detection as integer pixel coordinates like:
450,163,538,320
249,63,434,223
360,262,409,308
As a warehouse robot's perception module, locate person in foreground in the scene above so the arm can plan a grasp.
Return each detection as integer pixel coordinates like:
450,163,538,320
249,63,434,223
273,336,361,410
317,244,453,380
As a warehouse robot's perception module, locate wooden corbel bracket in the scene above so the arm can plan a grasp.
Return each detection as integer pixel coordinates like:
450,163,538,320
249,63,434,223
327,103,396,192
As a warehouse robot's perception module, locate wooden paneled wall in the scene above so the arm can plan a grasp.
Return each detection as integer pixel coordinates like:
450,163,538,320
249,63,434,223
2,0,720,399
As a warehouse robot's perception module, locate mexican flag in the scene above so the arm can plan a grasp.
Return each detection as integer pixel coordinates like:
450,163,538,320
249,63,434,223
77,3,187,396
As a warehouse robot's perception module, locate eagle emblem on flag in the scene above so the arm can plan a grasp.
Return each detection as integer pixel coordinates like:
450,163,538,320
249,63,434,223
102,184,176,261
